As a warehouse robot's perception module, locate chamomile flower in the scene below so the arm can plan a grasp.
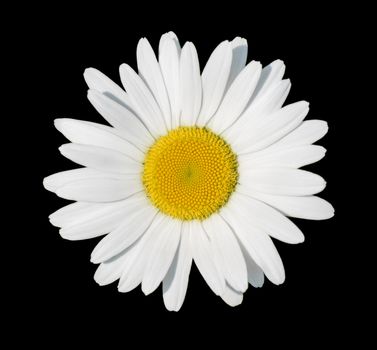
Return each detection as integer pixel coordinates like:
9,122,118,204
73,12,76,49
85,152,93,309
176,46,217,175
44,32,334,311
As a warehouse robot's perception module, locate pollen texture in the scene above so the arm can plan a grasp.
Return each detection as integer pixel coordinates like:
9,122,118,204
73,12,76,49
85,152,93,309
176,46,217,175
142,127,238,220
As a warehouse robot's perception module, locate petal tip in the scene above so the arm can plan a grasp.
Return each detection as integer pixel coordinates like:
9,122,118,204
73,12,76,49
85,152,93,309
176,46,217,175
275,276,286,285
90,251,102,264
119,63,129,72
163,300,181,312
57,144,66,154
53,118,64,130
59,229,73,241
232,37,247,46
117,281,130,293
238,282,249,293
42,176,51,190
83,67,93,76
93,272,106,286
48,217,60,228
162,31,178,41
141,284,152,296
323,202,335,219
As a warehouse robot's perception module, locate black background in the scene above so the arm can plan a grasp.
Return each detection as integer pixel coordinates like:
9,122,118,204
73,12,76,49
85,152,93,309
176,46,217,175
10,2,359,346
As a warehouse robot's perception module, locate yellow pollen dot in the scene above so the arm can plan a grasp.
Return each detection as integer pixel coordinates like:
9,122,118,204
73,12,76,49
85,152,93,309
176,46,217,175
142,126,238,220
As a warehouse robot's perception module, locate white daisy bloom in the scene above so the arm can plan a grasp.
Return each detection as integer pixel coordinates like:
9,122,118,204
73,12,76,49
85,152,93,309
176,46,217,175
43,32,334,311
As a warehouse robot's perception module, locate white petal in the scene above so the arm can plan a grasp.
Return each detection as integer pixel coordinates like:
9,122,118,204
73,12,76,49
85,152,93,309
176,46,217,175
56,176,142,202
208,61,262,134
91,202,157,263
250,78,291,115
54,118,144,162
117,242,146,293
220,283,243,307
239,245,264,287
250,59,285,104
223,79,291,139
190,221,225,296
118,214,167,292
57,193,147,240
43,168,111,193
137,38,172,129
59,143,141,174
196,41,232,126
142,220,181,295
159,31,180,56
48,201,95,227
58,211,131,240
240,191,334,220
202,214,248,292
84,67,132,108
179,42,202,126
269,120,329,149
159,34,181,129
239,168,326,196
94,253,129,286
94,241,140,286
229,101,309,154
49,190,143,225
239,145,326,169
221,198,285,285
87,89,153,149
226,37,248,89
229,192,304,244
59,210,123,240
163,222,192,312
119,63,167,137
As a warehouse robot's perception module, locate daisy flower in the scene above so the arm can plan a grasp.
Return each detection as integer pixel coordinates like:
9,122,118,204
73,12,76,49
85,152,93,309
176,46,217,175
43,32,334,311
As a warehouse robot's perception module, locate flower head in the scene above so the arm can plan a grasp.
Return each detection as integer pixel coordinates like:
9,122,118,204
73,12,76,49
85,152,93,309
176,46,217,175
44,32,334,311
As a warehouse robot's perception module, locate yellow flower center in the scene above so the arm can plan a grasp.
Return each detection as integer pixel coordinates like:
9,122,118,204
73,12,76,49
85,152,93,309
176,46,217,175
142,127,238,220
